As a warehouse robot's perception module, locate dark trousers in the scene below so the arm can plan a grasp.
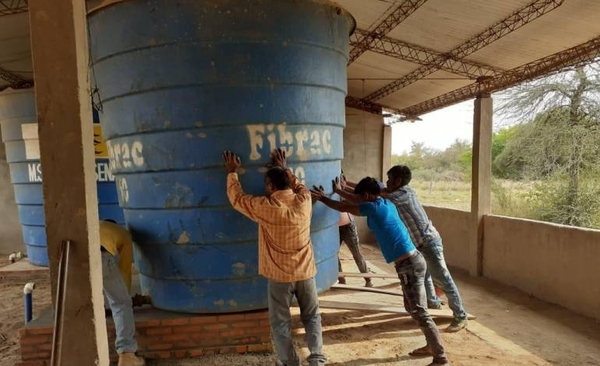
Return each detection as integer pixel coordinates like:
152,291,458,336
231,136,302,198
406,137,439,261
396,251,447,363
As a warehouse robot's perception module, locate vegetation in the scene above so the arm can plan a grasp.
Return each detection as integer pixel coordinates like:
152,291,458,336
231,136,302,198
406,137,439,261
392,63,600,229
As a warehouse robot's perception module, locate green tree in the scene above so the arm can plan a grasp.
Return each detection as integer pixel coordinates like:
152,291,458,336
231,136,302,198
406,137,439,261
497,64,600,226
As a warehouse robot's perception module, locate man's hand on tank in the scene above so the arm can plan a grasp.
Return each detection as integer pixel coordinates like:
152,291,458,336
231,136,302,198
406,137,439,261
222,151,242,173
332,176,343,193
270,148,287,169
310,186,326,202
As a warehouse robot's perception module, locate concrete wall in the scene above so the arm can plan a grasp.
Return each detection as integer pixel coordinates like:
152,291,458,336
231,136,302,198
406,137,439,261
0,130,24,254
424,205,471,271
483,215,600,320
421,205,600,320
343,107,389,243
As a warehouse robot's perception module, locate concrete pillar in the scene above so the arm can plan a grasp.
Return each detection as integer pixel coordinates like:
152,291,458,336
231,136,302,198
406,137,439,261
382,125,392,181
28,0,109,364
469,93,493,276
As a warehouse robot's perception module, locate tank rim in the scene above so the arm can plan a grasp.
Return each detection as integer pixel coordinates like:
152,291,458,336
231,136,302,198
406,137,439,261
87,0,357,35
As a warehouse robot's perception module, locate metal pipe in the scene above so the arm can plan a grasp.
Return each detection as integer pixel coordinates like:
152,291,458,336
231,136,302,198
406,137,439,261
23,282,35,324
50,240,70,366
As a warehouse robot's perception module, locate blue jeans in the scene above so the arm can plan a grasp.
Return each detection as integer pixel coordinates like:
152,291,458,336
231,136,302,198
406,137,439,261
268,278,326,366
420,238,468,320
396,251,447,363
102,251,137,354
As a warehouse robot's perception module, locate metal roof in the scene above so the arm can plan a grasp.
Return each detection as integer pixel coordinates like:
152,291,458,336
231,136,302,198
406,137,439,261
2,0,600,119
342,0,600,118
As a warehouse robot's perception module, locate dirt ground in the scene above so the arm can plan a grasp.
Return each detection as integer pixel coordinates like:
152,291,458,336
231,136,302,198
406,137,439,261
1,245,600,366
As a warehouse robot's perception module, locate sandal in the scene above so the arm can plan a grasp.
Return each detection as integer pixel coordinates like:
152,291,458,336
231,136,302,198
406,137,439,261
409,345,432,357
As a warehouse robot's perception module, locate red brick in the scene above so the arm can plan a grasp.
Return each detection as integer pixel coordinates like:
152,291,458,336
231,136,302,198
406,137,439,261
260,335,272,343
218,313,245,322
146,327,172,335
244,311,269,320
20,345,36,354
203,349,216,356
190,331,220,340
172,325,203,333
16,362,48,366
37,343,53,351
148,343,173,351
248,343,273,352
245,326,270,335
259,319,270,327
136,319,161,328
187,349,206,357
189,316,218,325
218,346,239,354
232,321,259,328
161,318,189,326
236,346,248,354
203,323,229,331
220,329,245,337
175,340,198,349
20,336,50,345
173,350,188,358
162,334,189,342
27,328,53,336
22,351,51,360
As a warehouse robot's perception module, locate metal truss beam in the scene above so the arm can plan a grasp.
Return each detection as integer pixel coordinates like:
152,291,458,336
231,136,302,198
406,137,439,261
351,29,503,79
398,35,600,118
365,0,564,102
0,0,28,16
345,96,404,116
348,0,428,65
0,66,32,88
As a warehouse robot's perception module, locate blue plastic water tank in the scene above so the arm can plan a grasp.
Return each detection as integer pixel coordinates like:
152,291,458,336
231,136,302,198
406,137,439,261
0,88,125,266
88,0,355,312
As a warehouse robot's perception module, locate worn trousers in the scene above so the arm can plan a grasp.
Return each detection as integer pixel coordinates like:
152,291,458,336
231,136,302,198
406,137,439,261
395,251,447,363
102,251,137,354
338,219,368,274
268,277,326,366
420,238,468,320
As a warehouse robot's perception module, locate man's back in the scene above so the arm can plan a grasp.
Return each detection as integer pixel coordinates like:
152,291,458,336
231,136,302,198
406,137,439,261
99,220,134,291
387,185,439,248
359,197,415,263
226,170,316,282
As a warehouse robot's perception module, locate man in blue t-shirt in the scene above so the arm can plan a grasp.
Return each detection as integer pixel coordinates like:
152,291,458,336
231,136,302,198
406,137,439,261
311,177,449,366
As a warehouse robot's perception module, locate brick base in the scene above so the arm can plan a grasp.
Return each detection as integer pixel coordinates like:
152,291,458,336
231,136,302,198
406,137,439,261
18,306,273,365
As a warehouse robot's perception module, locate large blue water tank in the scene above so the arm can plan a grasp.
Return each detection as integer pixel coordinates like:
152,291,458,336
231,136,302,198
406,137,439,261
0,88,125,266
88,0,355,313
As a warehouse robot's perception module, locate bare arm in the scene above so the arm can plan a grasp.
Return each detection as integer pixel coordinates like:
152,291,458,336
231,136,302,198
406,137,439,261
335,188,362,204
310,188,363,216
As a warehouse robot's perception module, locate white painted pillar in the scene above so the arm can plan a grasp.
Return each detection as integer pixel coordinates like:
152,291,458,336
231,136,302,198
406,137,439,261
29,0,109,364
381,124,392,181
470,93,493,277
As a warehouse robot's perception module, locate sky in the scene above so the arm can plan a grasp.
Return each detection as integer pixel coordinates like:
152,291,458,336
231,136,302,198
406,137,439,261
390,100,474,155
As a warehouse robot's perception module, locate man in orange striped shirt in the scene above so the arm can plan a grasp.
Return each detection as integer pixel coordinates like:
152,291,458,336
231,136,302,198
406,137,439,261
223,148,325,366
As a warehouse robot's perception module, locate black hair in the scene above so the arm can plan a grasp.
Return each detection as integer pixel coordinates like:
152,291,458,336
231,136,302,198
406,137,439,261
387,165,412,186
353,177,381,196
103,219,117,224
265,167,290,190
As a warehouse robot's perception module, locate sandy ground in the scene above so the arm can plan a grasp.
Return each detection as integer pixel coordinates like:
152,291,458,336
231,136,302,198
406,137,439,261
1,245,600,366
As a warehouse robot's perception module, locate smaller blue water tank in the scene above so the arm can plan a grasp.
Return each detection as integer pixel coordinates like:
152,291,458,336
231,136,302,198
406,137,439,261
0,88,125,266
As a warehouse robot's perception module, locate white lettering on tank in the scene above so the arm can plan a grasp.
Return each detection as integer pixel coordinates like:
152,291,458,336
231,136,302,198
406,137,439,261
245,123,332,161
107,140,145,170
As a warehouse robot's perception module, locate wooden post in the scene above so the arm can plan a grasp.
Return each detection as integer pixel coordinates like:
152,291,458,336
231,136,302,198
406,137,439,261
470,93,493,277
28,0,109,364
